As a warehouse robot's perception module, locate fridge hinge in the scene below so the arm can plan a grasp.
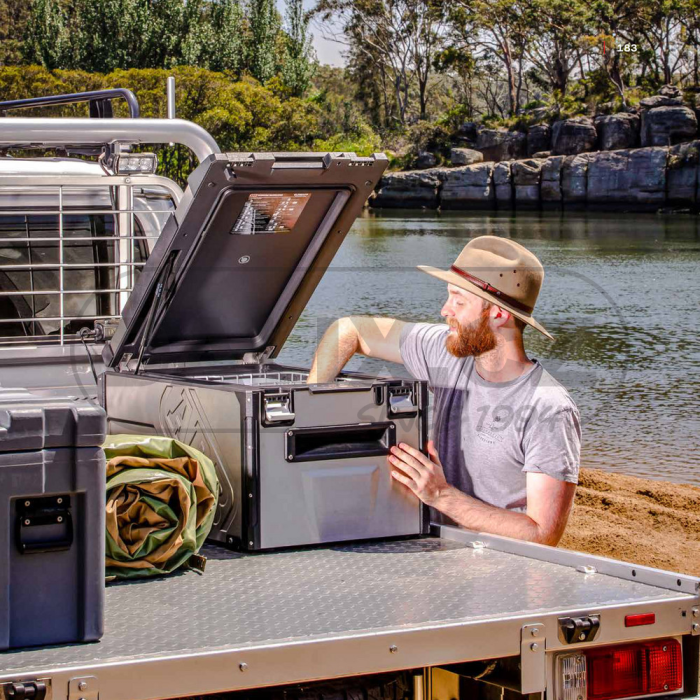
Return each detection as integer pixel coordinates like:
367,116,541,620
0,680,51,700
243,346,275,365
117,353,135,373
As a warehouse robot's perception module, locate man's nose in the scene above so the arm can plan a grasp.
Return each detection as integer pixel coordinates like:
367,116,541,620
441,301,452,318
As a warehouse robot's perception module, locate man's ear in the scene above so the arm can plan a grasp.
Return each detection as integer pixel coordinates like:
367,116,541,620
490,304,511,329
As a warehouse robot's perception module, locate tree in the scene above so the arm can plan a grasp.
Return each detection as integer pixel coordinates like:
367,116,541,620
22,0,70,71
209,0,246,75
589,0,646,107
137,0,188,69
0,0,30,65
315,0,445,126
630,0,695,86
69,0,145,73
281,0,315,97
445,0,530,116
248,0,281,83
412,0,448,119
521,0,593,97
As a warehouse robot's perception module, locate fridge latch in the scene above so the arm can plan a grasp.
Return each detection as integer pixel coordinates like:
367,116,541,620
263,392,296,425
388,386,417,415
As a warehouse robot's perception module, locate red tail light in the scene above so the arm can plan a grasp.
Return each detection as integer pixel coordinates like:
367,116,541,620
586,639,683,700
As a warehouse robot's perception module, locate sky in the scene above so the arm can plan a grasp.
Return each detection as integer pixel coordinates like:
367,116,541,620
275,0,346,67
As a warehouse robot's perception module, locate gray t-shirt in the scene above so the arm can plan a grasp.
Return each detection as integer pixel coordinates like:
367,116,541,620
400,322,581,519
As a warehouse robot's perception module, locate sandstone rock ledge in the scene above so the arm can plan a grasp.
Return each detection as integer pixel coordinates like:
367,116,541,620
370,141,700,211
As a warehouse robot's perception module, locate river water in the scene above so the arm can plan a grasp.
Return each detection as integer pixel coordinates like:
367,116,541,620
277,209,700,486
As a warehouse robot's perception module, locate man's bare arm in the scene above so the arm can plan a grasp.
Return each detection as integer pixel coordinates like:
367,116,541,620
433,473,576,546
308,316,407,383
389,442,576,546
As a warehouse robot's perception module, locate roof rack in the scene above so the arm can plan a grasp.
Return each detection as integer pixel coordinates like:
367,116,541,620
0,88,140,119
0,118,220,163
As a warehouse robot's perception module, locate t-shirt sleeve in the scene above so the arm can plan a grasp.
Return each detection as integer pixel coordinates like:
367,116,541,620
399,322,450,384
522,405,581,484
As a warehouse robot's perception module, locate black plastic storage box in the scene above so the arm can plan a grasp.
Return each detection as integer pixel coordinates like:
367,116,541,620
100,152,430,551
0,389,106,651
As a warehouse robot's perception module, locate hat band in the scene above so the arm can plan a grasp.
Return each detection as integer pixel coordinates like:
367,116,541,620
449,266,534,314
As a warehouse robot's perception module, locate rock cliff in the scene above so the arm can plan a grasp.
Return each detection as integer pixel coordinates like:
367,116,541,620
370,141,700,211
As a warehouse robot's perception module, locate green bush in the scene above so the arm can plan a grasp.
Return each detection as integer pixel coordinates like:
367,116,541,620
0,65,327,183
313,123,381,156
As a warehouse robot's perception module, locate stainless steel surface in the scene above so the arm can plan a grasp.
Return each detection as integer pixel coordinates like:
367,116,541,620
68,677,97,700
0,119,220,163
0,538,693,678
166,78,176,120
257,385,422,548
438,525,700,595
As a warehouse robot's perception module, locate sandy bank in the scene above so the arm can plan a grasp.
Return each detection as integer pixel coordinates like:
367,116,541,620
560,468,700,576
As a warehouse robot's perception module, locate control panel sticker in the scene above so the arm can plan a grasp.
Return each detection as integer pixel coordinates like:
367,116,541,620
231,192,311,234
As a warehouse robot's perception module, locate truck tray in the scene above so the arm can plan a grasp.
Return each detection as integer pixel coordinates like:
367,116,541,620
1,527,698,700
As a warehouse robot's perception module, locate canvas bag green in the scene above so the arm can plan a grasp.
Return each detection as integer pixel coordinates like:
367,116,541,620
104,435,220,580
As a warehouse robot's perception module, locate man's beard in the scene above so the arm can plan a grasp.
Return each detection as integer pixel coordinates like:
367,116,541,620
445,311,498,358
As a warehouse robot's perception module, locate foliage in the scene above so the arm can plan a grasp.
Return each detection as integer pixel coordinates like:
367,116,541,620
21,0,70,71
401,121,452,166
281,0,316,97
0,0,29,65
313,122,382,155
248,0,281,83
314,0,448,127
18,0,312,94
4,0,700,174
0,65,323,183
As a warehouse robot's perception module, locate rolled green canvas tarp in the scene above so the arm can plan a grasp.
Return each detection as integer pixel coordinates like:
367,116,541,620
103,435,220,580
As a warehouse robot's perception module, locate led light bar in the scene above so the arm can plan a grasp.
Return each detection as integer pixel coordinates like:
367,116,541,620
556,639,683,700
114,153,158,174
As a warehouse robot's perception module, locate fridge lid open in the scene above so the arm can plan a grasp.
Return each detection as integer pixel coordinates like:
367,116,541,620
103,152,387,368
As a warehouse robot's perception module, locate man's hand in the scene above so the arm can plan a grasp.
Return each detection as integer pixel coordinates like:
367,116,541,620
388,441,451,507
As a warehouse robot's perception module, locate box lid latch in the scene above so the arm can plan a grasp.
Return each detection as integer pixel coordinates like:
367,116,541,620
263,392,295,425
388,386,417,415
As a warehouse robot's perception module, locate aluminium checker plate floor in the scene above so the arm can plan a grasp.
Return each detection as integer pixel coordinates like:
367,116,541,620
0,537,693,675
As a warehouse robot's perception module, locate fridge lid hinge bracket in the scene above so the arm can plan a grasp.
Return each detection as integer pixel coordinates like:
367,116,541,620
242,346,275,365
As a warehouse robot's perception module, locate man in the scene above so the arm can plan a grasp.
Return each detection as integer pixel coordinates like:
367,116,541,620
308,235,580,546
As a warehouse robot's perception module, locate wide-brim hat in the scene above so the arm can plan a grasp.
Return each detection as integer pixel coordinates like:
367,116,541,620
417,235,554,340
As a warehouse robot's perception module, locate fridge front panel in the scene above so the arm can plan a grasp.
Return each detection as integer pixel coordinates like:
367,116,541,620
257,387,424,549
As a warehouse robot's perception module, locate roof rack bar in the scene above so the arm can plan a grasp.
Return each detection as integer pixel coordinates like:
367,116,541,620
0,89,141,119
0,118,220,163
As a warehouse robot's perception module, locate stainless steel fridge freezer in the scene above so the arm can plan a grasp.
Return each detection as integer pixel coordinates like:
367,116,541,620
100,151,430,551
